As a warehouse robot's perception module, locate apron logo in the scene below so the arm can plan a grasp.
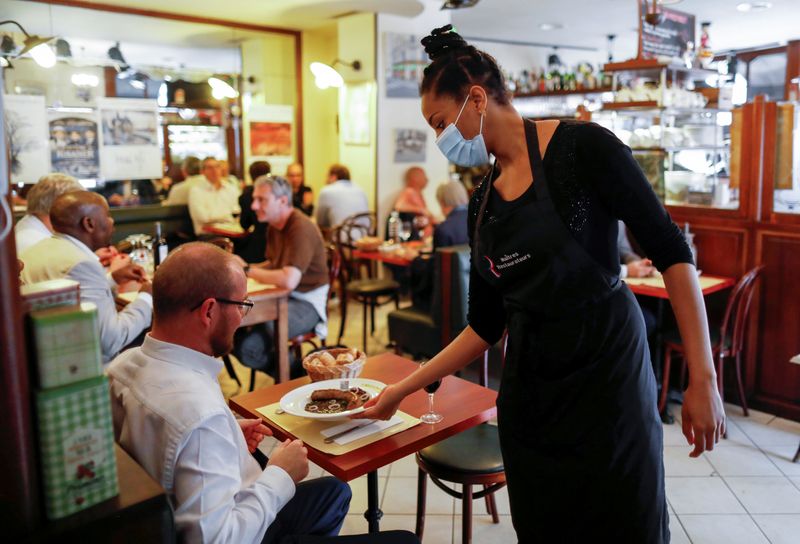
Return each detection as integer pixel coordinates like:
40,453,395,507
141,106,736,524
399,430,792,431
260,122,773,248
483,255,501,278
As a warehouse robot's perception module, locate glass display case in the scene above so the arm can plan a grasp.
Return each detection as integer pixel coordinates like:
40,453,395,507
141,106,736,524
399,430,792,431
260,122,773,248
594,106,737,210
772,101,800,214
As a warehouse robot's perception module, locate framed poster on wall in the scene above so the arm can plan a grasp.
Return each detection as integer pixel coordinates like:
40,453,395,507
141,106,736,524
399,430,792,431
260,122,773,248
341,82,374,146
245,104,294,176
638,0,695,60
48,110,100,181
3,94,50,184
96,98,162,181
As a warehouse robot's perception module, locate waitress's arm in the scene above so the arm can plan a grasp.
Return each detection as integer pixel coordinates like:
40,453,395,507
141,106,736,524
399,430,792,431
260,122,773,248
357,326,490,420
662,263,726,457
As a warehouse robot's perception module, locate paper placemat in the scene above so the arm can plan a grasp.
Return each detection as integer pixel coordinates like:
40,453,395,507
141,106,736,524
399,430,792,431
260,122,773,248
117,291,138,304
247,279,277,293
625,276,725,290
255,402,420,455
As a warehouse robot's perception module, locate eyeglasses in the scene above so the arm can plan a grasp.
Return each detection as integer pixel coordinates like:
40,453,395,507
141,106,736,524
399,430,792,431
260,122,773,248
191,297,254,317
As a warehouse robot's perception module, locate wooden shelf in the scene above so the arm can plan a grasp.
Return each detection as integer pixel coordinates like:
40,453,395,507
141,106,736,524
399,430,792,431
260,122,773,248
513,87,612,99
603,100,660,110
602,58,717,78
632,145,728,152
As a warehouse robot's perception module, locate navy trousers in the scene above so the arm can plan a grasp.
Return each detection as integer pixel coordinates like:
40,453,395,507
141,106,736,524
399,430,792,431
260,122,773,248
262,477,350,544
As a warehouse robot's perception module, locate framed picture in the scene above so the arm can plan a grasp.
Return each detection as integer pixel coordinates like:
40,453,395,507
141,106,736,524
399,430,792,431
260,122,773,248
341,82,374,146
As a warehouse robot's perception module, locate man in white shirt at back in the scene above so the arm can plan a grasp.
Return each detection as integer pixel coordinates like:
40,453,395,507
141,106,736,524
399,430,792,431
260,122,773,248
107,242,351,543
315,164,369,231
15,173,83,254
163,156,204,206
188,157,241,236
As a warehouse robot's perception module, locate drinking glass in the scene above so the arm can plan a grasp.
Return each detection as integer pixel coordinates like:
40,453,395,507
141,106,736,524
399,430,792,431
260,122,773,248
418,359,443,424
413,215,429,240
398,221,412,243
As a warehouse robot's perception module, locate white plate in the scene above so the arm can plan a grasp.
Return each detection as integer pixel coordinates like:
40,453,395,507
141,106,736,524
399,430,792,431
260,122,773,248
279,378,385,420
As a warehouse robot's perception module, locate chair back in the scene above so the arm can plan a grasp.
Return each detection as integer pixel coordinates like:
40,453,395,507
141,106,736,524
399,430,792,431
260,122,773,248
719,265,765,355
431,245,471,347
333,211,377,282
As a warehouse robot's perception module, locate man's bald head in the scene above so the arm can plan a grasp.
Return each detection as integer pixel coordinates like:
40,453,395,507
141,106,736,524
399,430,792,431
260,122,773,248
152,242,244,321
50,191,114,250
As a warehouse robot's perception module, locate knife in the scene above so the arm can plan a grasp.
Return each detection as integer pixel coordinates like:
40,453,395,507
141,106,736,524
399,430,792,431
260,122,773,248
324,419,377,444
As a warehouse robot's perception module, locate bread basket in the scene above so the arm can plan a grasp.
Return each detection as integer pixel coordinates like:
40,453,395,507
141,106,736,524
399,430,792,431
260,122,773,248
302,347,367,382
354,236,383,252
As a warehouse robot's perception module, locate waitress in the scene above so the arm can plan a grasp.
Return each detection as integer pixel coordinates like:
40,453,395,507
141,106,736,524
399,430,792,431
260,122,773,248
361,26,725,542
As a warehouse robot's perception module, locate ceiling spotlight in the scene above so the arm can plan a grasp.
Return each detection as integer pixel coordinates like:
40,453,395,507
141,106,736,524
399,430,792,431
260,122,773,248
737,2,772,11
208,76,238,99
129,73,148,90
0,20,55,68
55,38,72,58
441,0,480,9
108,41,129,72
310,59,361,89
1,35,15,54
0,56,10,68
538,23,563,31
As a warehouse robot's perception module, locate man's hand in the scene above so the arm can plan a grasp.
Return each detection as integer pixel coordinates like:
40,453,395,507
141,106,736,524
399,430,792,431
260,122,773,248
627,258,655,278
95,246,120,267
238,418,272,454
111,263,147,285
138,279,153,296
267,439,309,483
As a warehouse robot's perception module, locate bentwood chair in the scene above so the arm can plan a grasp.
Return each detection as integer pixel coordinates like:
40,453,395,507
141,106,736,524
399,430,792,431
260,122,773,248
658,265,765,416
333,212,400,353
415,351,506,544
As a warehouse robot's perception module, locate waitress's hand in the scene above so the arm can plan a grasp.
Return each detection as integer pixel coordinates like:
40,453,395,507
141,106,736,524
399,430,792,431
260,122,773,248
682,380,726,457
353,384,404,420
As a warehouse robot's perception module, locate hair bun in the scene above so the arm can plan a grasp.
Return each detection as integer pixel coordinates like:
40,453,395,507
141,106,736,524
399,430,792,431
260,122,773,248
421,24,469,61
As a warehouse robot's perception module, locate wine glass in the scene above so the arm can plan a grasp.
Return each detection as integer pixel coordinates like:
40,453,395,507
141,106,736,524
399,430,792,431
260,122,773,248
418,359,443,424
413,215,429,240
398,221,412,243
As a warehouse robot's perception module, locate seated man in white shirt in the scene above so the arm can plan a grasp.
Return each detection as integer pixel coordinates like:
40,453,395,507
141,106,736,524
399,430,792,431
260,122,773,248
188,157,241,236
315,164,369,232
20,191,152,363
163,155,204,206
108,243,414,544
15,173,83,254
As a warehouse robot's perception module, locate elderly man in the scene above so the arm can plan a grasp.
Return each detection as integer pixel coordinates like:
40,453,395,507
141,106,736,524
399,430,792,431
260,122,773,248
163,155,203,206
432,180,469,249
107,242,359,544
20,191,151,363
188,157,241,236
239,175,329,378
315,164,369,231
15,173,83,253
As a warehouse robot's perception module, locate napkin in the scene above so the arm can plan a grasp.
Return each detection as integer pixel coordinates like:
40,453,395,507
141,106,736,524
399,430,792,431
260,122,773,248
247,278,277,293
321,416,404,445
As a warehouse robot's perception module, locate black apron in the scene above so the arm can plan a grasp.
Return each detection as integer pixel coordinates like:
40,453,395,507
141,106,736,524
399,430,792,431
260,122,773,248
473,120,669,543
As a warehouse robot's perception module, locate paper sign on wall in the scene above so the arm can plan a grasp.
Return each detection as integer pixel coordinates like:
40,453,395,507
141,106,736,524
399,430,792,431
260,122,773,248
4,94,50,184
96,98,162,181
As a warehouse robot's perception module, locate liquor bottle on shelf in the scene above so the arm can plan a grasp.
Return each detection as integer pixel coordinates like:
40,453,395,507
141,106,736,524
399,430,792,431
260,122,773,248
538,69,547,93
698,22,714,69
152,221,168,269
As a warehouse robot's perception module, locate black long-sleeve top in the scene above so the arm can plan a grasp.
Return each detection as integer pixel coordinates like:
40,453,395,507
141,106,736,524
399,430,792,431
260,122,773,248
467,121,694,345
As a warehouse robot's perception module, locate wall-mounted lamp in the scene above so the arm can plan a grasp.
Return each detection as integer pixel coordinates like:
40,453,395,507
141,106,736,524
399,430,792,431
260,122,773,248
0,20,56,68
310,59,361,89
208,76,238,99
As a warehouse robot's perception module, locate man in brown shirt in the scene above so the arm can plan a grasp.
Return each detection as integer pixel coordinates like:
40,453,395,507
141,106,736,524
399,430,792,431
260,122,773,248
238,175,329,378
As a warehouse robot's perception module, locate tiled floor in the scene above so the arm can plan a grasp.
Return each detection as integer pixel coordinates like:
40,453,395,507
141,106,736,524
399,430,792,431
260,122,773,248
228,298,800,543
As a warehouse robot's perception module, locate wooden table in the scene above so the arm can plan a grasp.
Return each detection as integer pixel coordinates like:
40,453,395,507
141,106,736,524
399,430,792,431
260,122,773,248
241,285,291,383
202,222,248,239
352,241,427,267
624,274,735,299
229,352,498,532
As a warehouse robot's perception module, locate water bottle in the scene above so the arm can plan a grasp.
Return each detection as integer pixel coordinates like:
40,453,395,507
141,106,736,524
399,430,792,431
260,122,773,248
387,211,400,244
153,221,168,270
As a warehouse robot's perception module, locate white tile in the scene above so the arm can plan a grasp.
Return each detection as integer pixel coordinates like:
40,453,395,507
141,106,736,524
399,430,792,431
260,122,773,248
737,419,800,448
668,514,690,544
390,454,423,478
726,477,800,514
761,444,800,477
704,446,783,476
453,515,516,544
382,476,455,515
302,462,325,481
343,475,389,516
719,419,758,448
663,446,717,476
752,514,800,544
489,485,511,516
663,421,692,446
666,477,746,514
679,514,769,544
725,405,775,425
339,515,369,536
381,514,453,544
792,477,800,491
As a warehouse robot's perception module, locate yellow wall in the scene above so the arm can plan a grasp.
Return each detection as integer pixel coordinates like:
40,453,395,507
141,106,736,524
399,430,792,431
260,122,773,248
301,24,340,194
337,13,377,210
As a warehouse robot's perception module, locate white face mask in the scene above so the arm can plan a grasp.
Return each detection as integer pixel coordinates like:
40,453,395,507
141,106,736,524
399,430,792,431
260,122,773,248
435,95,490,167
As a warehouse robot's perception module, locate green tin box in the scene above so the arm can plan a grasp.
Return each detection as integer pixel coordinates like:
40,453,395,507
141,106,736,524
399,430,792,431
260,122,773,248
30,302,102,389
36,376,119,520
